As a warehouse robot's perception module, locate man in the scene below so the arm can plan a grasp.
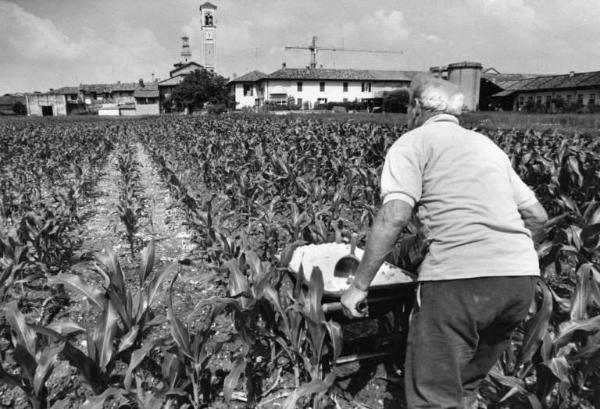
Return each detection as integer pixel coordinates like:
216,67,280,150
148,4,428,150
340,73,548,408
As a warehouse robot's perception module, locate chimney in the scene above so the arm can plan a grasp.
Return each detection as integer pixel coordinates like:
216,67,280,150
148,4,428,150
282,62,286,69
139,78,144,87
569,71,575,78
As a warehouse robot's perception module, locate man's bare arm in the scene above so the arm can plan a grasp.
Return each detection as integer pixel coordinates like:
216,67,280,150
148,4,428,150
352,199,414,291
519,201,548,244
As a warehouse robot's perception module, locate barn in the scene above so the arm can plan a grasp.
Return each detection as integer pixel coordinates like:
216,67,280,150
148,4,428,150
490,70,600,112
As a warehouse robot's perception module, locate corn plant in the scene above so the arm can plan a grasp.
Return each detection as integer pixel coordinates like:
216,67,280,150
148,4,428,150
54,241,174,357
116,144,144,257
0,301,84,409
193,247,342,408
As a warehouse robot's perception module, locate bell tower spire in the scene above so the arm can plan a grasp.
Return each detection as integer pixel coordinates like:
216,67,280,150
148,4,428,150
180,35,191,64
199,2,217,72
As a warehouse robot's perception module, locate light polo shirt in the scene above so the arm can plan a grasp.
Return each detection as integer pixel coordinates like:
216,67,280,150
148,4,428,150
381,114,540,281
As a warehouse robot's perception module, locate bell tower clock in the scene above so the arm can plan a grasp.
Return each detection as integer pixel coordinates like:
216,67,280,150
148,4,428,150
199,2,217,72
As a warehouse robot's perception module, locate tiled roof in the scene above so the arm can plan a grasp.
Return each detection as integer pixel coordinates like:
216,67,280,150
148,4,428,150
53,86,79,95
134,83,159,98
111,82,138,92
266,67,422,82
78,82,137,93
483,73,539,88
229,70,268,83
492,70,600,96
158,76,185,87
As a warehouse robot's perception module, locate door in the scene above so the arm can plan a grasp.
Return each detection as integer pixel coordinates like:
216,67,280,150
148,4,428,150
41,106,53,116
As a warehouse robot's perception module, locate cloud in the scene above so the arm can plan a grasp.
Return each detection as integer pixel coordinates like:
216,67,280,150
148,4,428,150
477,0,539,25
0,0,170,88
0,1,87,60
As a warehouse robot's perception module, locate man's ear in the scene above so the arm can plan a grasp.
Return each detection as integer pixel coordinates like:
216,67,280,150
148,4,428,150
413,99,422,116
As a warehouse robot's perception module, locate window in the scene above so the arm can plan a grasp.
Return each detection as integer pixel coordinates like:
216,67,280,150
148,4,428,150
320,82,325,92
297,82,303,92
536,96,542,105
317,97,327,104
243,83,253,96
566,94,572,102
361,82,371,92
589,93,596,105
343,82,348,92
518,96,524,106
545,95,551,106
343,98,348,103
297,98,302,107
577,94,584,105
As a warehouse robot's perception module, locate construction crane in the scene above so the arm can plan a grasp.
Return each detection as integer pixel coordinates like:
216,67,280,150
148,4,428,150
284,36,403,69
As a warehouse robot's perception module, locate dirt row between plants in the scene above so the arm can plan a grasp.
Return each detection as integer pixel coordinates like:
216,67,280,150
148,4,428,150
6,143,232,409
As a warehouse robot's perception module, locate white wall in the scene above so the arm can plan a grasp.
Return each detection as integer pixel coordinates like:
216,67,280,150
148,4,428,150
26,94,67,116
234,83,258,109
135,101,160,115
257,79,409,107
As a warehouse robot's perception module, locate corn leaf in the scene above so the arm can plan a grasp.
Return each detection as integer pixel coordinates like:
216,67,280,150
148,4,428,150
554,316,600,349
45,320,85,336
33,345,61,395
80,387,128,409
167,273,191,358
147,263,177,308
282,372,335,409
118,325,140,353
223,357,246,403
124,341,155,390
95,247,125,294
139,240,155,286
5,301,37,357
94,299,118,371
54,273,104,310
517,280,552,367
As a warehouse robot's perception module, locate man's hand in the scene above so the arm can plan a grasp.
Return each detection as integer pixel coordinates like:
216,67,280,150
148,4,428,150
341,284,369,318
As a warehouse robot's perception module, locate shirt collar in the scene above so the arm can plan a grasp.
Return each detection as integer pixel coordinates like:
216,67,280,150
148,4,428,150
422,113,459,126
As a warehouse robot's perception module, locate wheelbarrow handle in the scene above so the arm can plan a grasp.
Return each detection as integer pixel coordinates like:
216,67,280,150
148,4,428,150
322,295,399,314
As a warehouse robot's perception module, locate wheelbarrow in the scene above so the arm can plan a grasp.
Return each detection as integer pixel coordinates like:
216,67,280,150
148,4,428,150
288,242,417,369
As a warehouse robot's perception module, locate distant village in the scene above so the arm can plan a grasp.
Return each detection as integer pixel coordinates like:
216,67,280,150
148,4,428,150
3,1,600,117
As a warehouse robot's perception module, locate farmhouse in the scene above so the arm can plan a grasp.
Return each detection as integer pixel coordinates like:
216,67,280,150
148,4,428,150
230,64,421,110
25,81,160,116
490,70,600,112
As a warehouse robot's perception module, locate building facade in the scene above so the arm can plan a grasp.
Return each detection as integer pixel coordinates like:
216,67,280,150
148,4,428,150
229,65,420,110
491,70,600,112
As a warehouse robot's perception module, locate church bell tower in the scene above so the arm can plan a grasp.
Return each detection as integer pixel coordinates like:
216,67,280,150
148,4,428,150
199,2,217,72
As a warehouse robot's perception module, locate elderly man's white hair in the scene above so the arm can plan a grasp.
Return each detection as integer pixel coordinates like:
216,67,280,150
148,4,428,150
409,73,465,115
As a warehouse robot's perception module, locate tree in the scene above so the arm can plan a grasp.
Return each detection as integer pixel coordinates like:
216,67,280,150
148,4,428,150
12,101,26,115
382,89,410,113
171,67,230,113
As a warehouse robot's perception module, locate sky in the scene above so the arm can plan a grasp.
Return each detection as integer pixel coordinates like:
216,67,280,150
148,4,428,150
1,0,600,94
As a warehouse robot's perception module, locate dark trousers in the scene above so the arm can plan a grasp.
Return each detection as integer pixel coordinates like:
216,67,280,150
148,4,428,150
404,276,536,409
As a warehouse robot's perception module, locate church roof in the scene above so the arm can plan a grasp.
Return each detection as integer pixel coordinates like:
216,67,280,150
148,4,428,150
169,61,203,78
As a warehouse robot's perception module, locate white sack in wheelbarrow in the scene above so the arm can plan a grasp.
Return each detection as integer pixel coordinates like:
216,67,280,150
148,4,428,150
288,243,416,295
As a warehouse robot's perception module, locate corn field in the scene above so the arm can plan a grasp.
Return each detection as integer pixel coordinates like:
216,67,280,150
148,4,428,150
0,115,599,409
